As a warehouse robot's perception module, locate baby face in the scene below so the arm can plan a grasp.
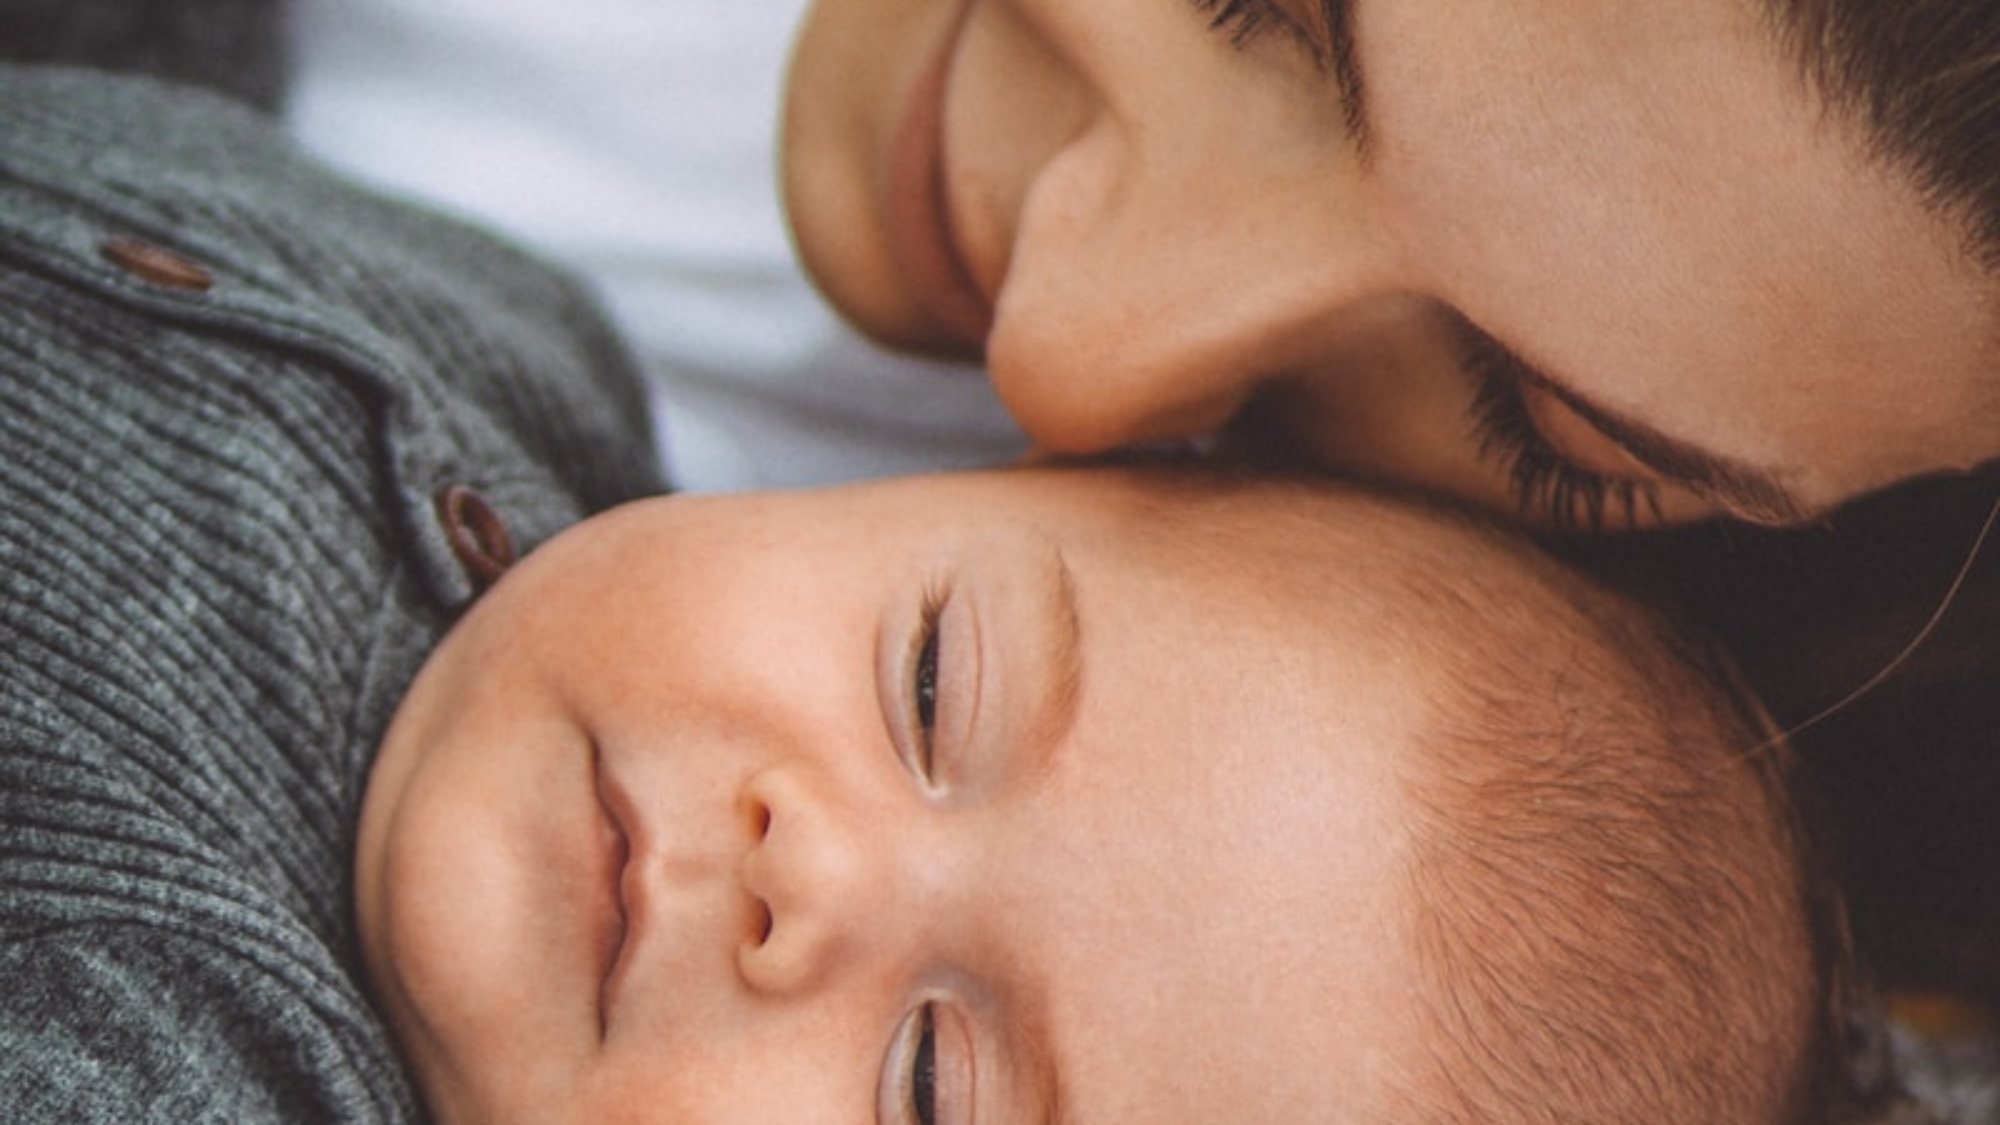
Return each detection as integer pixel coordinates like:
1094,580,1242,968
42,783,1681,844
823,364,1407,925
355,467,1436,1125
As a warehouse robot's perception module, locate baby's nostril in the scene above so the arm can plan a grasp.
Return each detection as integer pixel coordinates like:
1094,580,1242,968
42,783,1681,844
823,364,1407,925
755,900,774,945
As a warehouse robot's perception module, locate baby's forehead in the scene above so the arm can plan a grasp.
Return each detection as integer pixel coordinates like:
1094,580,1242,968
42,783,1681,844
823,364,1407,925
940,468,1657,734
1138,479,1692,739
1108,473,1574,617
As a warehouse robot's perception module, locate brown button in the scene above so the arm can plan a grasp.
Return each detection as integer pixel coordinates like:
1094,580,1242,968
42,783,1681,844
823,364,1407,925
434,484,517,591
100,237,215,292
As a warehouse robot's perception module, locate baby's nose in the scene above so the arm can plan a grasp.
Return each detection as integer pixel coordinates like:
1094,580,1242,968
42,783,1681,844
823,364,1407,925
733,765,935,995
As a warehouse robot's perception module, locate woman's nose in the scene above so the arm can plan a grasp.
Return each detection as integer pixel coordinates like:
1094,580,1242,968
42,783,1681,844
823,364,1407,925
989,331,1261,456
982,160,1396,459
968,1,1393,458
733,765,936,995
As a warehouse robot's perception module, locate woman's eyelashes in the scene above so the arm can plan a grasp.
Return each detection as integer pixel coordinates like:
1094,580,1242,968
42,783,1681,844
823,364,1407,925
1455,323,1666,531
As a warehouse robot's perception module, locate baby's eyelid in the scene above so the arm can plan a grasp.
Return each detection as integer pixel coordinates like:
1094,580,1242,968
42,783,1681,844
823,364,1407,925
879,1005,929,1125
880,1000,980,1125
929,1002,980,1125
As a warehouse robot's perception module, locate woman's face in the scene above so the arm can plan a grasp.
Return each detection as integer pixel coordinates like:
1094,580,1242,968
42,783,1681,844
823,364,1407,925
783,0,2000,529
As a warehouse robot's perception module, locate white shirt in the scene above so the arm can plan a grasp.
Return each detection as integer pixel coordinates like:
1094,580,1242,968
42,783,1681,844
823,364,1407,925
286,0,1026,490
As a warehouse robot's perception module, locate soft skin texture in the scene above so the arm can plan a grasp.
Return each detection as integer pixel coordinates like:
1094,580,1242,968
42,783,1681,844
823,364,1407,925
355,468,1449,1125
782,0,2000,528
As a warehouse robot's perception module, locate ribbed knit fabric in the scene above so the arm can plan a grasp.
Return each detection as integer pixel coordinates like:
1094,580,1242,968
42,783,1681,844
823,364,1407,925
0,67,662,1122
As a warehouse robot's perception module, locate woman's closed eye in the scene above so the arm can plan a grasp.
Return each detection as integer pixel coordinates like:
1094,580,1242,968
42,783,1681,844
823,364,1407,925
1455,320,1672,531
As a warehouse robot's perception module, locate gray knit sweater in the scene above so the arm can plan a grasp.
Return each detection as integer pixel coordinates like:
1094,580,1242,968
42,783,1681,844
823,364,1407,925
0,66,662,1121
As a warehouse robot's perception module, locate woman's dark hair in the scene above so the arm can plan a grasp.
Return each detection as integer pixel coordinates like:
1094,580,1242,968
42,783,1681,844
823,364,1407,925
1764,0,2000,272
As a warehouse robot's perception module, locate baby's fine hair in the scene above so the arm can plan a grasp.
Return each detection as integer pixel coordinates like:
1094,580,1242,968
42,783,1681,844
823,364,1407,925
1074,460,1918,1123
1377,507,1889,1125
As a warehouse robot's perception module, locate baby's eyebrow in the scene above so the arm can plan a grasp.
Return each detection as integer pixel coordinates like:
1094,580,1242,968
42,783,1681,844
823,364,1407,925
1028,550,1083,754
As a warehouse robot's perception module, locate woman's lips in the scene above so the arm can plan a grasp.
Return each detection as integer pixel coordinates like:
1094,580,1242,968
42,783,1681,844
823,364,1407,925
884,3,993,350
